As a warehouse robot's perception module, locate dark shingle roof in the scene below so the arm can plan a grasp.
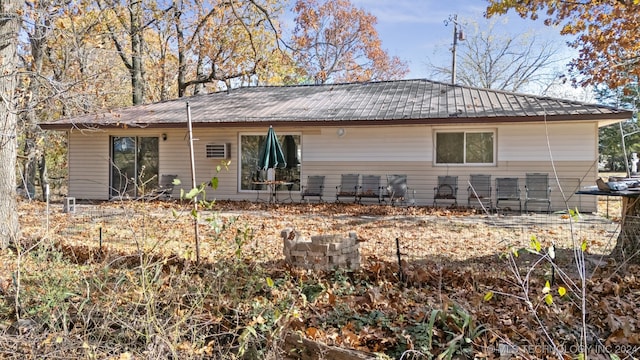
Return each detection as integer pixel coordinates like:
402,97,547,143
40,79,633,129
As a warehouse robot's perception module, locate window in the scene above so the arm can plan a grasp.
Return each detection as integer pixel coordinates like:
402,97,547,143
435,131,494,165
239,133,301,191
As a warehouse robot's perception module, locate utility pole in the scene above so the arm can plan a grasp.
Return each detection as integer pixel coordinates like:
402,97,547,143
446,14,465,85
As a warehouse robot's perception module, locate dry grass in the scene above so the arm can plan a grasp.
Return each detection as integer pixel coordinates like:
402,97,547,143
17,199,620,265
0,193,635,359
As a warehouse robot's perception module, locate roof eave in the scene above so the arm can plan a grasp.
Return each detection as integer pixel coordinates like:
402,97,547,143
39,111,633,131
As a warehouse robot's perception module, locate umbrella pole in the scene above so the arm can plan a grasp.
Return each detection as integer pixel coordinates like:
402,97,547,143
186,102,200,265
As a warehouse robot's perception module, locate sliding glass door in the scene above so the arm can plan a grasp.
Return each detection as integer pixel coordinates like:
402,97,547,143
111,136,159,198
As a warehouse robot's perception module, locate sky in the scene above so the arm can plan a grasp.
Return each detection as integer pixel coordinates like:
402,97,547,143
349,0,567,77
344,0,592,100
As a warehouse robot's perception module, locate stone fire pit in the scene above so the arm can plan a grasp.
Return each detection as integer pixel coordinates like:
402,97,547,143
281,229,360,271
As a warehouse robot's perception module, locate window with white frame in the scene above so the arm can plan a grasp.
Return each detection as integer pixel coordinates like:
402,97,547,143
435,130,495,165
239,133,301,191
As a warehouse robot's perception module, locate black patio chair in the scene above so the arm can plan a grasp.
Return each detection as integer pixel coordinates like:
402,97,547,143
467,174,492,211
496,177,521,213
434,175,458,207
336,174,360,202
301,175,325,202
356,175,383,203
525,173,551,213
153,174,178,200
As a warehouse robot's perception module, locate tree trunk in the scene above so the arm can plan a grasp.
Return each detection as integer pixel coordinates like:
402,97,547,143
193,55,206,95
20,131,36,199
614,196,640,263
21,6,49,201
38,153,49,201
0,0,21,249
173,1,187,98
283,332,376,360
130,0,145,105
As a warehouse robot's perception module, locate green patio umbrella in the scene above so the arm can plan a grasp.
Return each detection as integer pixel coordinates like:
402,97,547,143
258,126,287,174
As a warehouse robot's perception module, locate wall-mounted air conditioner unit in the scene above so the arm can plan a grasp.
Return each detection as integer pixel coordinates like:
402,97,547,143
205,143,230,159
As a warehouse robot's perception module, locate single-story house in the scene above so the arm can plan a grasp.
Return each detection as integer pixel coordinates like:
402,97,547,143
40,79,632,212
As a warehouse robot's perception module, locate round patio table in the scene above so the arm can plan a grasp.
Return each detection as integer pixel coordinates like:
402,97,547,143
252,180,293,204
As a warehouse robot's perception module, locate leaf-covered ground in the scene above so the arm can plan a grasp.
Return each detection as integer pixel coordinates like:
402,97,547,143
2,199,639,359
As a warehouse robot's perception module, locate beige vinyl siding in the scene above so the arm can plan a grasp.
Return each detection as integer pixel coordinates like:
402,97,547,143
304,126,430,161
297,124,596,211
149,128,240,201
499,122,597,161
191,128,237,200
68,130,110,200
155,129,194,198
65,123,599,212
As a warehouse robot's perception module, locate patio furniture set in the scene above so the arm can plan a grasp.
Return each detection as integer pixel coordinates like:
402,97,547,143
156,172,552,212
245,174,415,205
248,173,415,205
332,174,415,206
304,172,551,212
292,174,416,205
435,173,552,213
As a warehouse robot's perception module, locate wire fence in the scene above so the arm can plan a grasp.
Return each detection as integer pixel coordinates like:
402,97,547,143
31,199,623,266
357,211,621,264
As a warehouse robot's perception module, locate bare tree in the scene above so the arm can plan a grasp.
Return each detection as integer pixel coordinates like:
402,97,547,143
96,0,157,105
431,18,564,93
0,0,21,248
171,0,283,97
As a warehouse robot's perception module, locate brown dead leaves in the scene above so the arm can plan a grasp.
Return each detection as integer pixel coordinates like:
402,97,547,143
12,199,640,358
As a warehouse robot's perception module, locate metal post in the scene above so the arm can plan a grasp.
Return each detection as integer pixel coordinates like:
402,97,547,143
396,238,404,283
186,102,200,264
45,183,49,233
